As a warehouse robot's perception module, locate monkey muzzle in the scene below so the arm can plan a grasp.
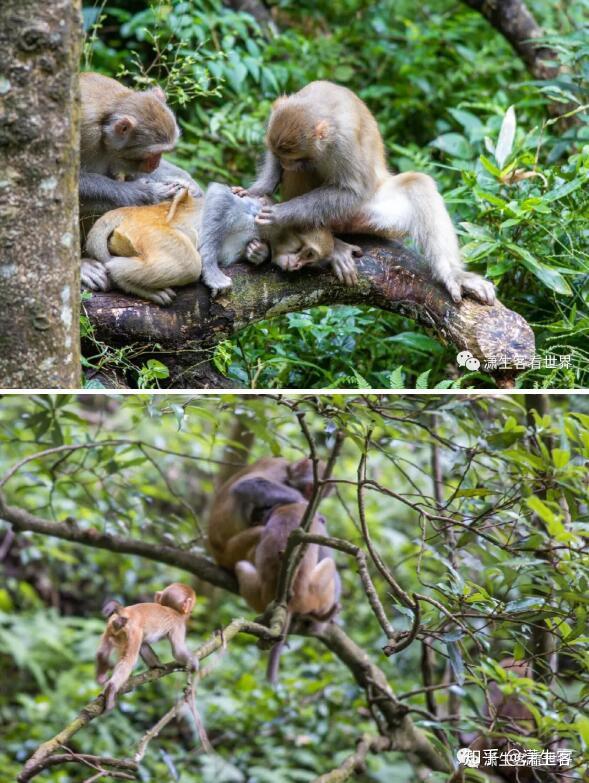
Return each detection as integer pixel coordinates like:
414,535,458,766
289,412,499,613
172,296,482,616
138,153,162,173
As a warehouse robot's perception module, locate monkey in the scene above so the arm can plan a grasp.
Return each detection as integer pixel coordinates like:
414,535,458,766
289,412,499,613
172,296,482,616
84,188,202,305
198,183,361,297
96,582,198,711
207,456,333,570
237,81,495,306
79,72,202,292
235,502,340,682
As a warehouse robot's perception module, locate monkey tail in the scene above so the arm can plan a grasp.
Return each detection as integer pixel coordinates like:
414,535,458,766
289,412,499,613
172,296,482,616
85,212,125,264
166,187,189,223
266,612,292,684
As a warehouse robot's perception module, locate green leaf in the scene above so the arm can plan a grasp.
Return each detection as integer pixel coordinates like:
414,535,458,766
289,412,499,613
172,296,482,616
388,366,405,388
507,244,572,295
416,369,431,389
430,132,473,159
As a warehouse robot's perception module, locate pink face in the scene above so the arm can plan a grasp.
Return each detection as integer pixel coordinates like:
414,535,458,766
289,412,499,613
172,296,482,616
138,152,162,173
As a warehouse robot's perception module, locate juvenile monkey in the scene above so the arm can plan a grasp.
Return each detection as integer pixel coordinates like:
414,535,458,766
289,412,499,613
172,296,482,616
235,502,340,681
85,188,202,305
208,456,332,569
96,582,198,711
199,183,361,297
80,72,202,291
240,81,495,305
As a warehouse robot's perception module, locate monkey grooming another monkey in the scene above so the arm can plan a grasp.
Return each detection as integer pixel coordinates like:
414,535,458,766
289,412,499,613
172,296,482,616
199,183,361,297
96,582,198,711
208,456,332,570
235,502,340,682
238,81,495,305
79,72,202,291
85,188,202,305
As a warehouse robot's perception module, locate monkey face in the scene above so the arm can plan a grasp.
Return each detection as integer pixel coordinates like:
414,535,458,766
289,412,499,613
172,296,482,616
279,156,311,172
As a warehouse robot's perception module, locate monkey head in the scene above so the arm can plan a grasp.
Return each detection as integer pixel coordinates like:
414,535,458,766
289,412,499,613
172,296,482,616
272,229,334,272
154,583,196,616
266,96,330,172
286,458,334,499
103,86,179,176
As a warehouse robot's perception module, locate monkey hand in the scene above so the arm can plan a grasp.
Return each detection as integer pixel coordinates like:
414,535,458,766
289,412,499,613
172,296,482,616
441,269,496,306
329,241,362,286
231,185,250,198
255,204,281,227
81,259,111,292
137,178,186,204
161,177,202,198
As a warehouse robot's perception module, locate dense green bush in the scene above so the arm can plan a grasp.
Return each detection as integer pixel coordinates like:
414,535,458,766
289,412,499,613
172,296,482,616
83,1,588,388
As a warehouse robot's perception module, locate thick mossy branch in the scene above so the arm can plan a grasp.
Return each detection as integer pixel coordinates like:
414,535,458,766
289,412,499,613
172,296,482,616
83,238,534,388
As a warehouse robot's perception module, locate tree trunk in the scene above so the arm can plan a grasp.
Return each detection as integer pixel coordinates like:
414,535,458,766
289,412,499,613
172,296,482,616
0,0,82,389
82,237,535,389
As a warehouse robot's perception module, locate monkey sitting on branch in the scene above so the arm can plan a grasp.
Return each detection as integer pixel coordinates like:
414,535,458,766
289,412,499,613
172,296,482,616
96,582,199,710
236,80,496,306
198,183,362,297
79,72,202,293
235,502,340,682
85,188,202,305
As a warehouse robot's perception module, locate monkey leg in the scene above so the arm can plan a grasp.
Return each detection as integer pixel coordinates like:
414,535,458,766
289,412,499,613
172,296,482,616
140,643,162,668
103,629,142,711
220,525,265,570
235,561,266,613
329,238,361,286
105,256,178,306
168,624,198,671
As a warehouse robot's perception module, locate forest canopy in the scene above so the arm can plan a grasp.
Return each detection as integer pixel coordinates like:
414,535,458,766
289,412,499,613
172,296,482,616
79,0,589,390
1,393,588,781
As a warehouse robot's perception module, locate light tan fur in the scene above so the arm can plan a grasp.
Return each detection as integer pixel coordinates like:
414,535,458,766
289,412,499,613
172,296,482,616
85,189,202,305
96,583,198,711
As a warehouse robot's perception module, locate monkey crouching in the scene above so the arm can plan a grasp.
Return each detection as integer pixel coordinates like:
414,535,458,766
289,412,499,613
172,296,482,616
85,188,202,305
96,582,199,710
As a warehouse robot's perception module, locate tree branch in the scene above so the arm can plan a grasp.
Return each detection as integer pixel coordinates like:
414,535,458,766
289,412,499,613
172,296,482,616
82,238,534,388
461,0,559,81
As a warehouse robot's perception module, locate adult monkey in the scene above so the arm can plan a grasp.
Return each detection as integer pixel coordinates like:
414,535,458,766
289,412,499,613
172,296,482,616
208,456,333,570
236,80,495,306
79,72,202,292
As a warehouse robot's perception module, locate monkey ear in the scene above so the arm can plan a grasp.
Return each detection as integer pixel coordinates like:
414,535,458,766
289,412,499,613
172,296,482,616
154,591,163,604
313,120,330,141
147,86,167,103
113,115,137,138
181,597,194,614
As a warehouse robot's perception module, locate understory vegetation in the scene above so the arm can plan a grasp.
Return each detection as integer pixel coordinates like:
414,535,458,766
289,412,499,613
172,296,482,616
83,0,588,388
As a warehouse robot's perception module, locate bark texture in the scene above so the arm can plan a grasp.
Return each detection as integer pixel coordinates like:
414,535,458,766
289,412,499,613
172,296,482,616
461,0,558,80
0,0,82,389
83,237,535,388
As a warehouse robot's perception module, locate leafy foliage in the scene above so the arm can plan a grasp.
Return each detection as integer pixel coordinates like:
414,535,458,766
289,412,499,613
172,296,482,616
1,394,588,780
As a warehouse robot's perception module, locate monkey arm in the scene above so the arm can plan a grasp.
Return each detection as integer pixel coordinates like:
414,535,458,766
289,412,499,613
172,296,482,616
220,525,265,569
257,186,362,229
248,151,282,196
104,628,143,711
79,173,184,214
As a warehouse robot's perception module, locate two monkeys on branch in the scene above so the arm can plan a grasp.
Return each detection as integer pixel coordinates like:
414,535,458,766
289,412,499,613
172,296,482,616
95,455,338,711
80,74,495,307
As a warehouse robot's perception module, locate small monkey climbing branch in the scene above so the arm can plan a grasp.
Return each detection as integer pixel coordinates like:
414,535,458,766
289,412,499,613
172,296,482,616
82,237,535,388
